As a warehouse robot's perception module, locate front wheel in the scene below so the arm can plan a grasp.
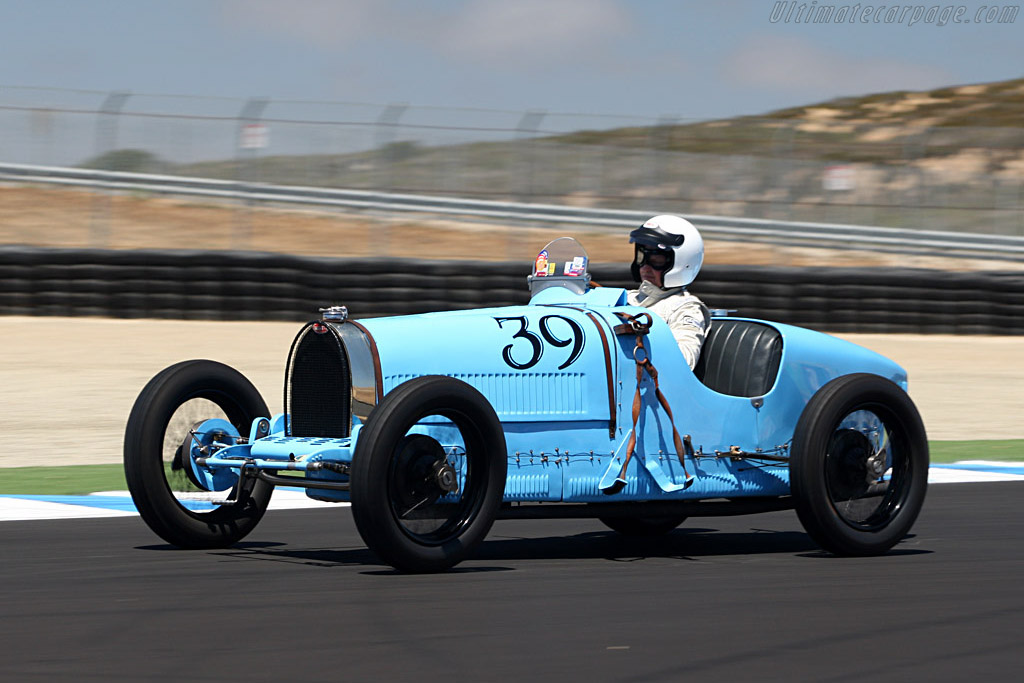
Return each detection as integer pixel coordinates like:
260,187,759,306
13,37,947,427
790,373,928,556
350,376,507,573
124,360,273,548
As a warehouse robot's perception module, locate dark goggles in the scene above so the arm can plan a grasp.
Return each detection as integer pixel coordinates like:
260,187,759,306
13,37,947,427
635,245,672,270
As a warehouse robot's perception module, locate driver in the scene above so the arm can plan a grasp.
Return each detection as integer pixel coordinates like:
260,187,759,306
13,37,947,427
627,215,710,370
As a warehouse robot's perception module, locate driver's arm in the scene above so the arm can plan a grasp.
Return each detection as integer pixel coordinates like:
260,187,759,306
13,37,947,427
664,299,711,370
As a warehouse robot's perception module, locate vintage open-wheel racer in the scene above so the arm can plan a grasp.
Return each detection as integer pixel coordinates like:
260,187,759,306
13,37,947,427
124,238,928,572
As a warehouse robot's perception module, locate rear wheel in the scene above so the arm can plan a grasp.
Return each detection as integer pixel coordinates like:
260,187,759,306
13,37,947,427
350,376,507,572
599,516,687,536
124,360,273,548
790,374,928,556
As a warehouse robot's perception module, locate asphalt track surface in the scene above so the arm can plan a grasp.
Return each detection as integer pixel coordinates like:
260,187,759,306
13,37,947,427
2,482,1022,682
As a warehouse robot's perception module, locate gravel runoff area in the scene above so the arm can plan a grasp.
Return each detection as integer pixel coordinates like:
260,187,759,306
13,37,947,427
1,316,1021,468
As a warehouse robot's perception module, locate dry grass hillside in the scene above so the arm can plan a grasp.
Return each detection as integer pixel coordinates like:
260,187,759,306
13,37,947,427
558,78,1024,165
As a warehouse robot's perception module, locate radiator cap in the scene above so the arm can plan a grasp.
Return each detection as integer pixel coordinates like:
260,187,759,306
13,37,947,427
319,305,348,322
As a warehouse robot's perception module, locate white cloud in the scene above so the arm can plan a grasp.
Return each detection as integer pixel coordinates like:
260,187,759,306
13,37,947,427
219,0,384,48
219,0,633,65
723,35,954,96
438,0,632,64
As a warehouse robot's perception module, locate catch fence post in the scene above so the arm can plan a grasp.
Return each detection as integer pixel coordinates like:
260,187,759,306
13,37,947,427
901,127,931,230
769,121,795,221
375,103,409,192
372,103,409,257
235,97,270,251
516,109,546,203
647,115,678,207
509,109,546,259
90,90,131,248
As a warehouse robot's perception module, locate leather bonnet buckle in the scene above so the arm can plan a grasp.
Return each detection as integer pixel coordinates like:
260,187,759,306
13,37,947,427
613,311,653,336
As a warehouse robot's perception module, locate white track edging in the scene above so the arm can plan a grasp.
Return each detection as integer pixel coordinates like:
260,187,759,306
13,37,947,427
1,467,1021,522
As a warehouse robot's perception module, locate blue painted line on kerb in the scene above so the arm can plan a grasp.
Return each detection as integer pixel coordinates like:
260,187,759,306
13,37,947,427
931,463,1024,476
2,463,1024,515
0,494,215,512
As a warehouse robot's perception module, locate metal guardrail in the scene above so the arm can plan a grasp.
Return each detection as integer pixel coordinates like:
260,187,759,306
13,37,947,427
3,161,1024,260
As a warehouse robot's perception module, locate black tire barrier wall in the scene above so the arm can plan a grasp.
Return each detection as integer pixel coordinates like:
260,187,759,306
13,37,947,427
2,246,1024,334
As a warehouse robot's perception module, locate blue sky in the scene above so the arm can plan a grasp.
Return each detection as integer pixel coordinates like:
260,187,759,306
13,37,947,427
1,0,1021,123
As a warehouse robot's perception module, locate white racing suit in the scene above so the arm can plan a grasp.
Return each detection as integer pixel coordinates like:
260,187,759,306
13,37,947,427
627,281,710,370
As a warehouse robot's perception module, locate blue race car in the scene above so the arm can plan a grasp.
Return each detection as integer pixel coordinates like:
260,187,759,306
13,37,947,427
124,238,929,572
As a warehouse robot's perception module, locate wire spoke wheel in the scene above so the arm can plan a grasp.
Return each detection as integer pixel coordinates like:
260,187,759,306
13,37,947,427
164,403,229,500
124,360,273,548
825,409,907,530
351,376,506,573
791,374,928,556
388,433,475,541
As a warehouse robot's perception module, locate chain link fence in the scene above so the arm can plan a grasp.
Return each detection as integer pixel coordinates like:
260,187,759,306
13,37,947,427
2,86,1023,249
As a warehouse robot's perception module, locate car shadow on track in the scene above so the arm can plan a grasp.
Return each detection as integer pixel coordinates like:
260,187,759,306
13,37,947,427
136,525,928,573
148,527,866,572
476,527,820,563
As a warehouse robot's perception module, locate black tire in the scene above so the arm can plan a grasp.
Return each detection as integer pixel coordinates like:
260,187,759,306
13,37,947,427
790,373,928,556
124,360,273,548
350,376,507,573
599,516,687,536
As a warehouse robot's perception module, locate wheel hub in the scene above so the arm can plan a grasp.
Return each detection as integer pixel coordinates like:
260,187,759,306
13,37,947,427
433,460,459,494
865,448,888,482
391,434,455,513
826,428,874,501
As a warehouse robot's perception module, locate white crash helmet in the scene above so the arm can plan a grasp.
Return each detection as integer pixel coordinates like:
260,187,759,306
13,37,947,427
629,214,704,288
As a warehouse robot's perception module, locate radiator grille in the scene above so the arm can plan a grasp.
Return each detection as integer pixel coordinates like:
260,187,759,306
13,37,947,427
286,323,351,438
